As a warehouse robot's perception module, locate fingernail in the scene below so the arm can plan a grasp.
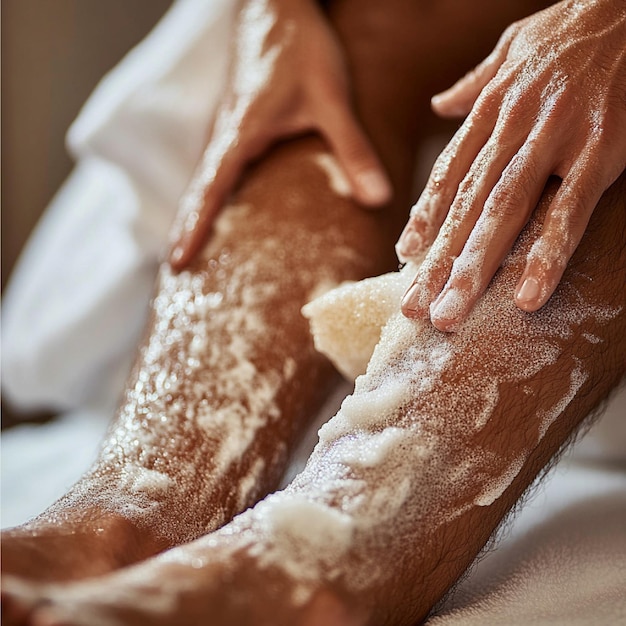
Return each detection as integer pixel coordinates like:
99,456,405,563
516,277,540,303
401,282,423,316
356,170,392,205
396,228,423,263
431,93,446,107
431,93,467,117
430,287,465,324
170,245,184,266
431,92,455,108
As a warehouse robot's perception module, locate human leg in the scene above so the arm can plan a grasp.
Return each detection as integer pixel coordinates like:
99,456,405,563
15,170,625,626
0,0,419,583
1,0,549,589
1,127,408,581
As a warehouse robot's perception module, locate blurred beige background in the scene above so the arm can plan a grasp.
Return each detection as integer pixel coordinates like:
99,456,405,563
2,0,173,292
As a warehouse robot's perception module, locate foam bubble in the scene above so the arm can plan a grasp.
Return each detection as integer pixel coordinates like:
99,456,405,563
246,494,354,583
311,153,352,198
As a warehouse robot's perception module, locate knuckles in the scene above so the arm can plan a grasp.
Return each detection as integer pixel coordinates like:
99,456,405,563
486,184,527,221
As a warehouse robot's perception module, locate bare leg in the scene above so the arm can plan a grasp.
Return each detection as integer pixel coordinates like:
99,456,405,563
15,173,625,626
0,0,408,585
4,2,623,626
1,0,549,592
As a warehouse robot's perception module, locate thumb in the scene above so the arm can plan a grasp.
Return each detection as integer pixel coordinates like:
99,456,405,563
320,103,392,208
169,125,267,270
431,24,516,118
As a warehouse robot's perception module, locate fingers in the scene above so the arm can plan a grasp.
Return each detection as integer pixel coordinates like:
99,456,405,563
403,148,620,330
428,147,550,331
168,155,236,270
170,92,391,270
320,104,392,207
169,105,390,271
431,24,517,118
396,99,506,264
514,165,613,313
515,113,626,311
395,122,486,263
400,99,529,315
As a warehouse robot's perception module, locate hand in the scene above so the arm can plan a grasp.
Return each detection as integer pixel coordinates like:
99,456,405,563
397,0,626,331
169,0,391,269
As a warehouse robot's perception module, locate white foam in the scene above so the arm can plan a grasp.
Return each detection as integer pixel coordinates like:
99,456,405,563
120,467,172,495
236,457,266,511
319,380,409,443
246,494,354,583
474,454,525,507
330,427,406,468
537,357,589,440
312,153,352,198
